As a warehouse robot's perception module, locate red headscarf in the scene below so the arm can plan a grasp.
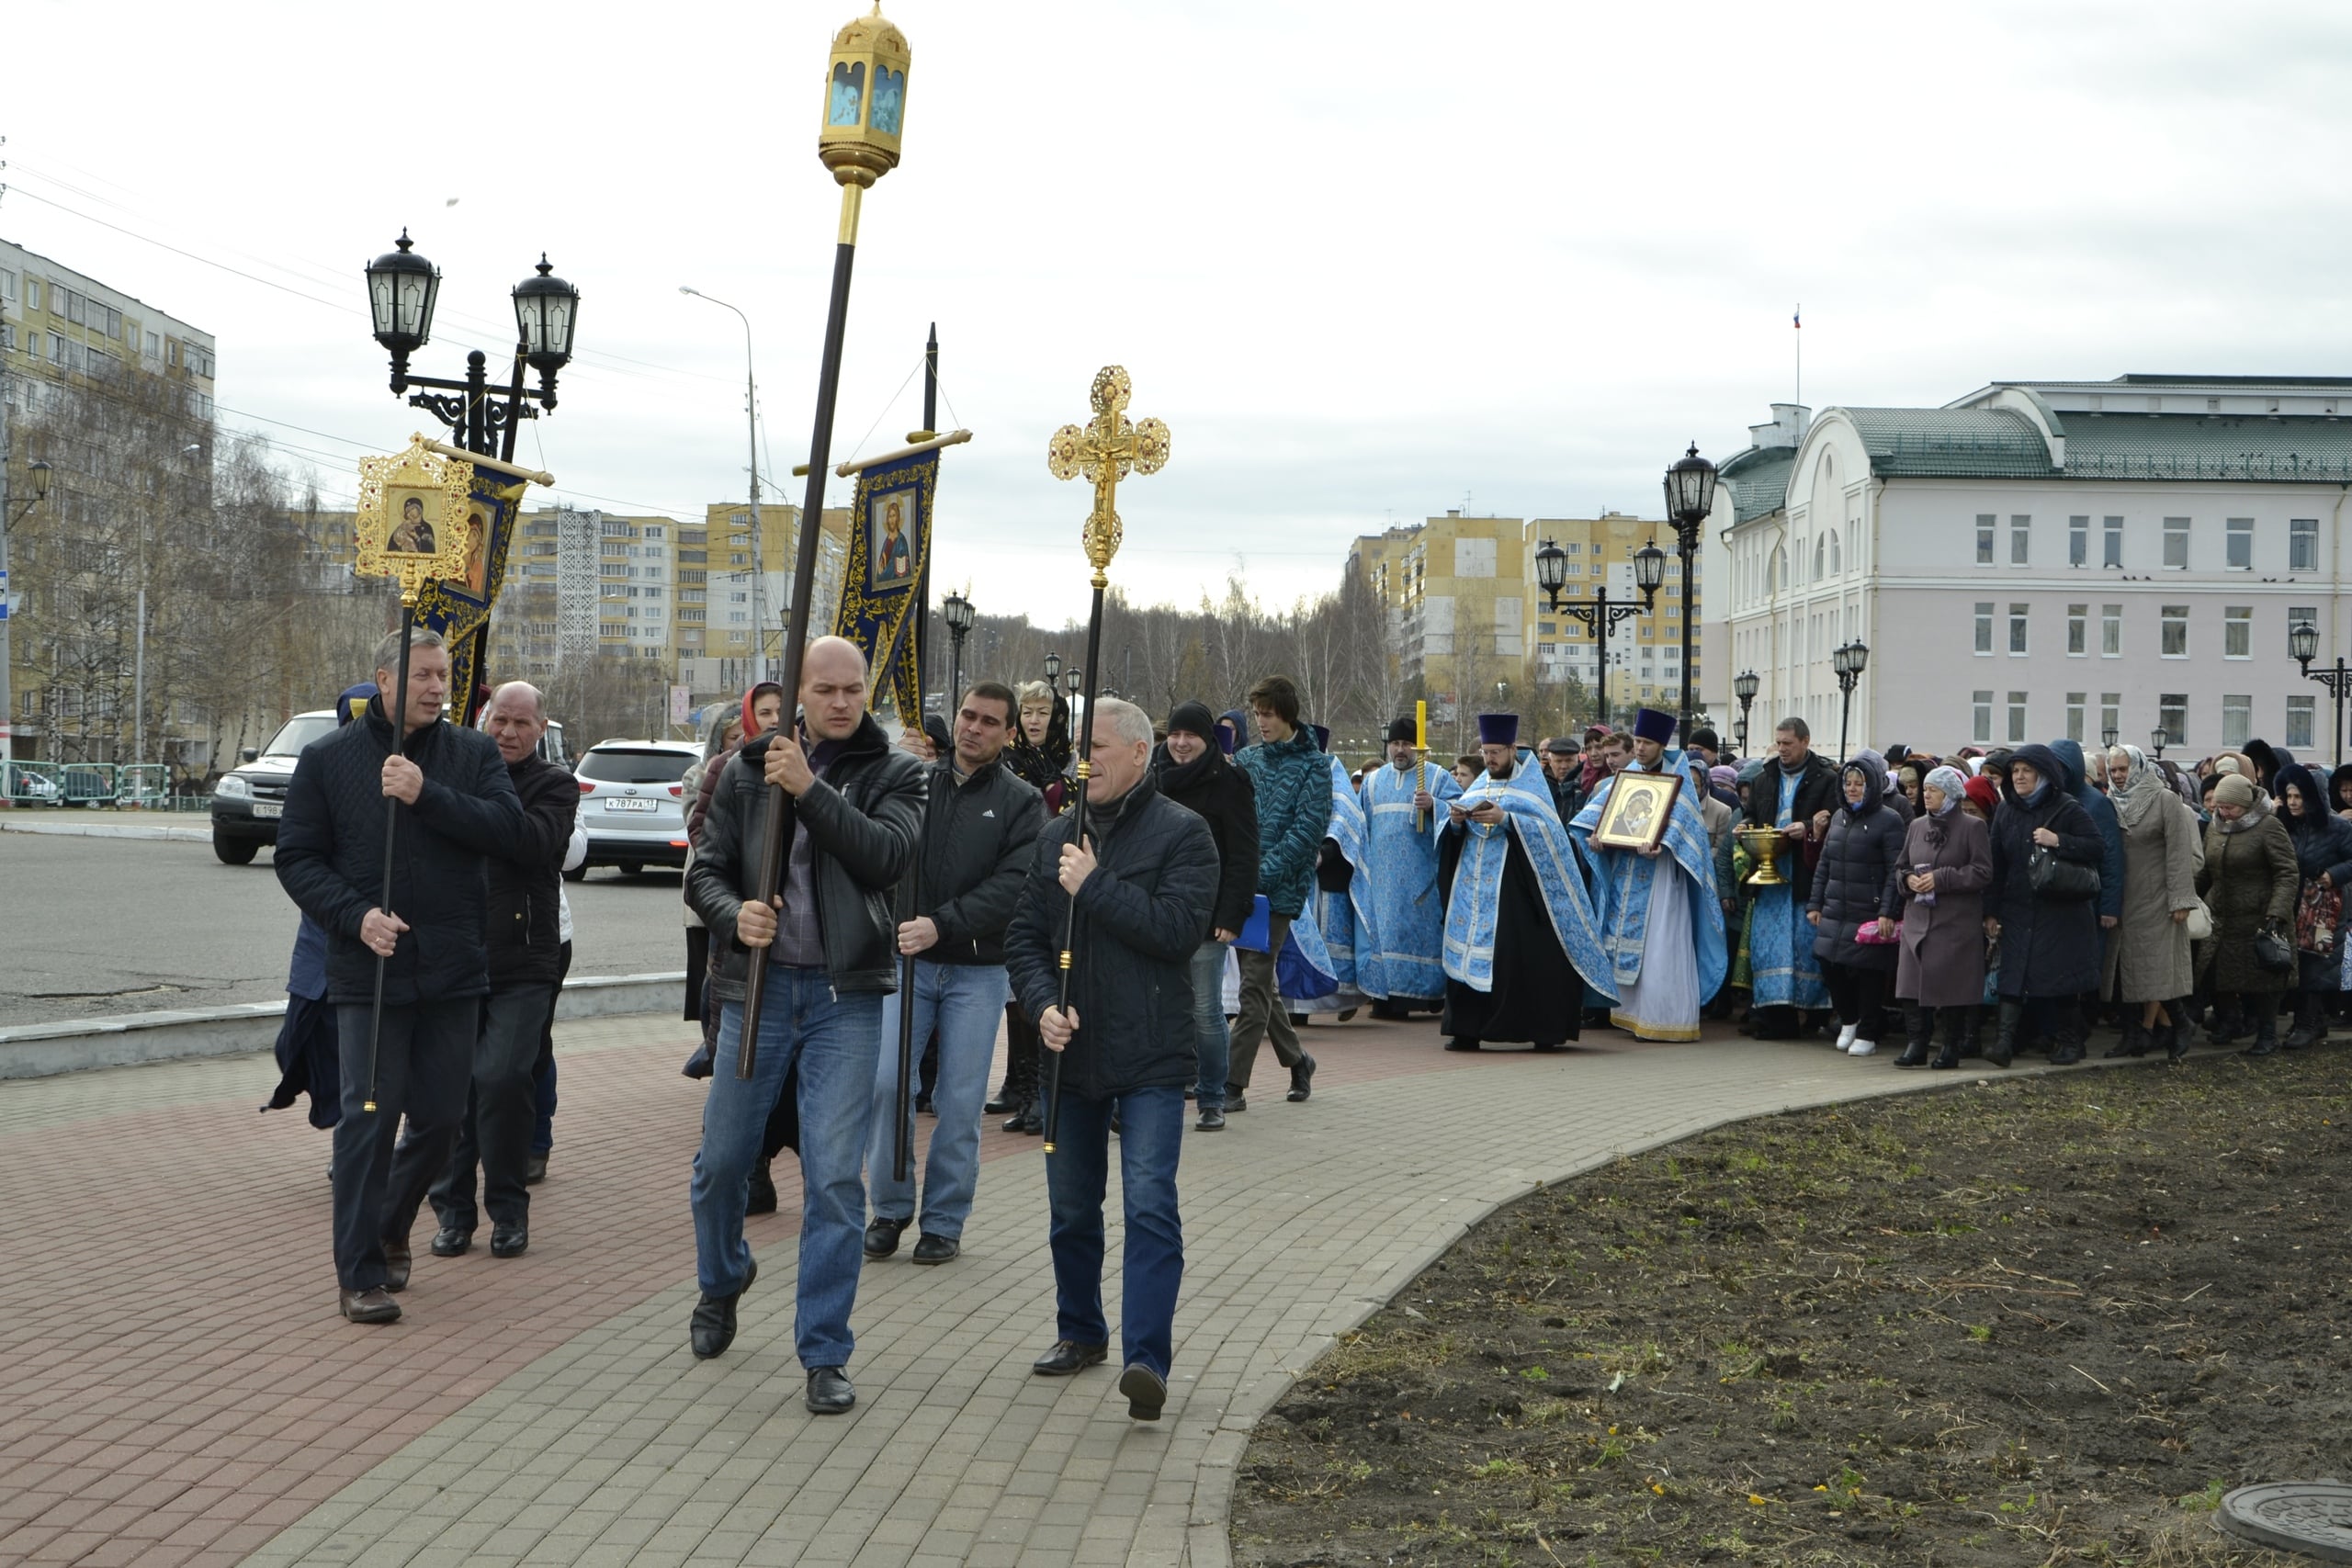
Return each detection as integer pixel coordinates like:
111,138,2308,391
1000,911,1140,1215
1962,774,1999,817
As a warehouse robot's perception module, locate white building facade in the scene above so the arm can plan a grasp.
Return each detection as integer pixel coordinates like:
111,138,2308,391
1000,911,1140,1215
1707,377,2352,762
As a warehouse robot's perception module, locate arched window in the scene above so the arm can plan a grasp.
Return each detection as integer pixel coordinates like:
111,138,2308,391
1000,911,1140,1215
1814,535,1826,580
1768,545,1784,595
1828,529,1842,574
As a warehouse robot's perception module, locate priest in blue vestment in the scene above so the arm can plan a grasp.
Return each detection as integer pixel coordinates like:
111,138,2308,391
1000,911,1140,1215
1359,716,1462,1018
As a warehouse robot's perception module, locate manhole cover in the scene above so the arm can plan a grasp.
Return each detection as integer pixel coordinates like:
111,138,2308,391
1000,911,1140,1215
2220,1481,2352,1562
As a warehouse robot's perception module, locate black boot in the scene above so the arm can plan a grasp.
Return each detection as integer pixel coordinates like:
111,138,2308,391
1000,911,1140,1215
2207,998,2246,1047
2049,1021,2086,1066
2160,1000,2190,1062
2244,995,2282,1056
1929,1009,1962,1070
2284,993,2324,1051
1987,1000,2022,1067
1894,1005,1933,1068
2105,1016,2151,1059
1958,1006,1984,1059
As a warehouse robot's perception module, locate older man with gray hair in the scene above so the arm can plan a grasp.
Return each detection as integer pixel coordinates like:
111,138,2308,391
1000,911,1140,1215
1004,696,1217,1421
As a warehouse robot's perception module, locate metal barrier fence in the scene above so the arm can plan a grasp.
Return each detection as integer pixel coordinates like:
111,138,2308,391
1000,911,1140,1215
117,765,171,807
1,762,199,809
60,764,118,807
3,761,65,805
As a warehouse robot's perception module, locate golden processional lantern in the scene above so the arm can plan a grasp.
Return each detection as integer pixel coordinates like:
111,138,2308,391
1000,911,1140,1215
819,5,910,192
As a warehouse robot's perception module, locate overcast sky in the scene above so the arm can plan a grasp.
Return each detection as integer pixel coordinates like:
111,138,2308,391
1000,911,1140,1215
9,2,2352,626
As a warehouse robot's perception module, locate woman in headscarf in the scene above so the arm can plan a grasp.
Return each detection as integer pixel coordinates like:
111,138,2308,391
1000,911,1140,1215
2272,761,2352,1049
1891,764,1993,1068
1984,743,2105,1066
2102,744,2200,1061
1894,761,1928,821
2331,762,2352,820
1004,680,1071,818
2199,772,2299,1055
1807,758,1907,1056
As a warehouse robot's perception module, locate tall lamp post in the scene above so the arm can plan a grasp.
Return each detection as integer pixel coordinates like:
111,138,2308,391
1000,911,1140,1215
1043,648,1062,686
1733,668,1759,756
1534,536,1664,730
2149,727,2168,760
1661,442,1719,742
2290,619,2352,769
1832,638,1870,763
941,589,974,706
680,286,770,684
0,458,51,773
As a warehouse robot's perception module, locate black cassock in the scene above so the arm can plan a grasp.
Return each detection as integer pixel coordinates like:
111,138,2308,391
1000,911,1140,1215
1437,819,1579,1047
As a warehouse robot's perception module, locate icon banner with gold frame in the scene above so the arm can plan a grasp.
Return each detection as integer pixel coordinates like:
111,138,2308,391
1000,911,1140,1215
356,436,476,602
1592,770,1682,852
831,445,941,718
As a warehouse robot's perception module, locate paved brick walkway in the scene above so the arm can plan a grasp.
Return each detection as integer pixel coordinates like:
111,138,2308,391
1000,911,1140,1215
0,1010,2109,1568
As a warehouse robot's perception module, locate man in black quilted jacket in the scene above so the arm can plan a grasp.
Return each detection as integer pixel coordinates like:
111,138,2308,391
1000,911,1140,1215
1006,696,1217,1421
276,627,524,1325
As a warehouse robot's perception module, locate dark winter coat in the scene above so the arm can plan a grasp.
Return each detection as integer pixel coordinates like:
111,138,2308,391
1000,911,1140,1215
2274,762,2352,990
2050,739,2126,920
486,752,580,988
2197,790,2298,996
1740,749,1841,900
275,711,524,1007
1236,729,1331,919
686,711,925,999
900,755,1043,967
1985,742,2106,998
1808,764,1906,973
1894,805,1994,1008
1003,769,1217,1101
1152,741,1261,936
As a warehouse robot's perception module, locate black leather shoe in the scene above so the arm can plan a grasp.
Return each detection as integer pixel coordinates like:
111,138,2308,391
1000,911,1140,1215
2049,1042,2086,1066
339,1286,401,1325
379,1237,412,1292
525,1153,548,1186
984,1079,1017,1115
910,1233,958,1265
1287,1053,1317,1102
1443,1038,1481,1052
864,1216,909,1259
1195,1107,1226,1132
430,1227,472,1258
746,1157,779,1216
805,1366,856,1415
1119,1361,1168,1420
491,1224,527,1258
1032,1339,1109,1377
690,1259,756,1359
1225,1094,1247,1112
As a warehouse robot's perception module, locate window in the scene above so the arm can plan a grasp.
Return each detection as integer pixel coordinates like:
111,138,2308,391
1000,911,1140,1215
2069,516,2088,566
2292,517,2319,572
2010,515,2031,565
2008,603,2030,655
2226,517,2253,570
2160,694,2188,747
2164,516,2189,569
2067,604,2086,655
2224,606,2252,658
2007,691,2030,744
1974,601,1994,654
2065,693,2086,743
2161,605,2188,657
2222,694,2252,750
1975,515,1996,565
1973,690,1994,744
24,278,39,311
2102,693,2121,744
2103,515,2123,568
2101,604,2122,656
2288,694,2316,751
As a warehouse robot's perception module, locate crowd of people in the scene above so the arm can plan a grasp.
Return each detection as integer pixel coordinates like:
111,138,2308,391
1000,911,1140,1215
265,626,2350,1431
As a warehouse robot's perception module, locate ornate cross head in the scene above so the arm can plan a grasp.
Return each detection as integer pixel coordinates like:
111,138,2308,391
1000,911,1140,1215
1046,365,1170,587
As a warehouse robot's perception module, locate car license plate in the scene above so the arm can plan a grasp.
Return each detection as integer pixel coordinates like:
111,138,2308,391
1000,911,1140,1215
605,797,658,812
252,803,282,819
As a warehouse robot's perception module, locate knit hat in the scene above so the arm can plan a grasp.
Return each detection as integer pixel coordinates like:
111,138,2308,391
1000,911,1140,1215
1168,701,1216,741
2215,773,2256,809
1925,764,1968,813
1962,774,2000,815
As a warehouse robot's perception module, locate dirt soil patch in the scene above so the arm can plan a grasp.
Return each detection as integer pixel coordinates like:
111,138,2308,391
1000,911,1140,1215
1233,1048,2352,1566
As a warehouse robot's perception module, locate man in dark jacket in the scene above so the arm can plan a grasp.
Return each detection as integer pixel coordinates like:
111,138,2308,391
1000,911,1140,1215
1009,696,1216,1421
393,681,579,1263
1228,674,1329,1108
862,681,1042,1266
1151,700,1259,1131
1738,717,1842,1038
276,628,525,1325
684,637,922,1413
1539,736,1581,819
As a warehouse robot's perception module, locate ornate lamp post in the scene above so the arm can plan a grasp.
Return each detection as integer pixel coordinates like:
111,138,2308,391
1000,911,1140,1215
366,234,578,462
2290,619,2352,769
2149,727,2168,760
1661,442,1719,742
1044,648,1062,684
2102,724,2120,750
941,589,974,706
1066,666,1084,702
1832,638,1870,763
1733,668,1760,756
1536,536,1662,730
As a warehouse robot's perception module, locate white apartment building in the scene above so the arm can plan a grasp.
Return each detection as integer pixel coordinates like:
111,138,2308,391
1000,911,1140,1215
1705,377,2352,761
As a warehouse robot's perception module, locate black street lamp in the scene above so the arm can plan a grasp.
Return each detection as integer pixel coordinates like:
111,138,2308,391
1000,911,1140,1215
1535,536,1662,730
2102,725,2120,750
366,231,578,461
2290,619,2351,769
1733,668,1760,756
1662,441,1719,743
2149,727,2169,760
941,590,975,707
1043,649,1062,684
1832,638,1870,763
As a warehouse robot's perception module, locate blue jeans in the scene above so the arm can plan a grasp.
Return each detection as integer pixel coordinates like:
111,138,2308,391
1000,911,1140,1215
1189,939,1230,1111
1046,1085,1185,1378
865,960,1009,1240
689,965,883,1370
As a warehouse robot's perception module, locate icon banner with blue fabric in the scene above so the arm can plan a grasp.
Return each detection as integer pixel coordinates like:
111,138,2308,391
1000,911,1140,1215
831,446,939,717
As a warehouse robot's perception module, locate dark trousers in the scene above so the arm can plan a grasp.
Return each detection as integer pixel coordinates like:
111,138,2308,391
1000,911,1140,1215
531,940,571,1154
1820,959,1890,1041
425,984,558,1234
330,997,479,1290
1228,913,1304,1092
1046,1086,1185,1378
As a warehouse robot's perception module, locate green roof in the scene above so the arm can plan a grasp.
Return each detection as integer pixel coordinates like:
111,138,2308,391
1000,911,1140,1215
1718,446,1794,525
2064,414,2352,482
1845,408,2053,478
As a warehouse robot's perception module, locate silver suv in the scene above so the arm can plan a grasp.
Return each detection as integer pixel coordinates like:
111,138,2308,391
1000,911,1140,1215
570,739,702,879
